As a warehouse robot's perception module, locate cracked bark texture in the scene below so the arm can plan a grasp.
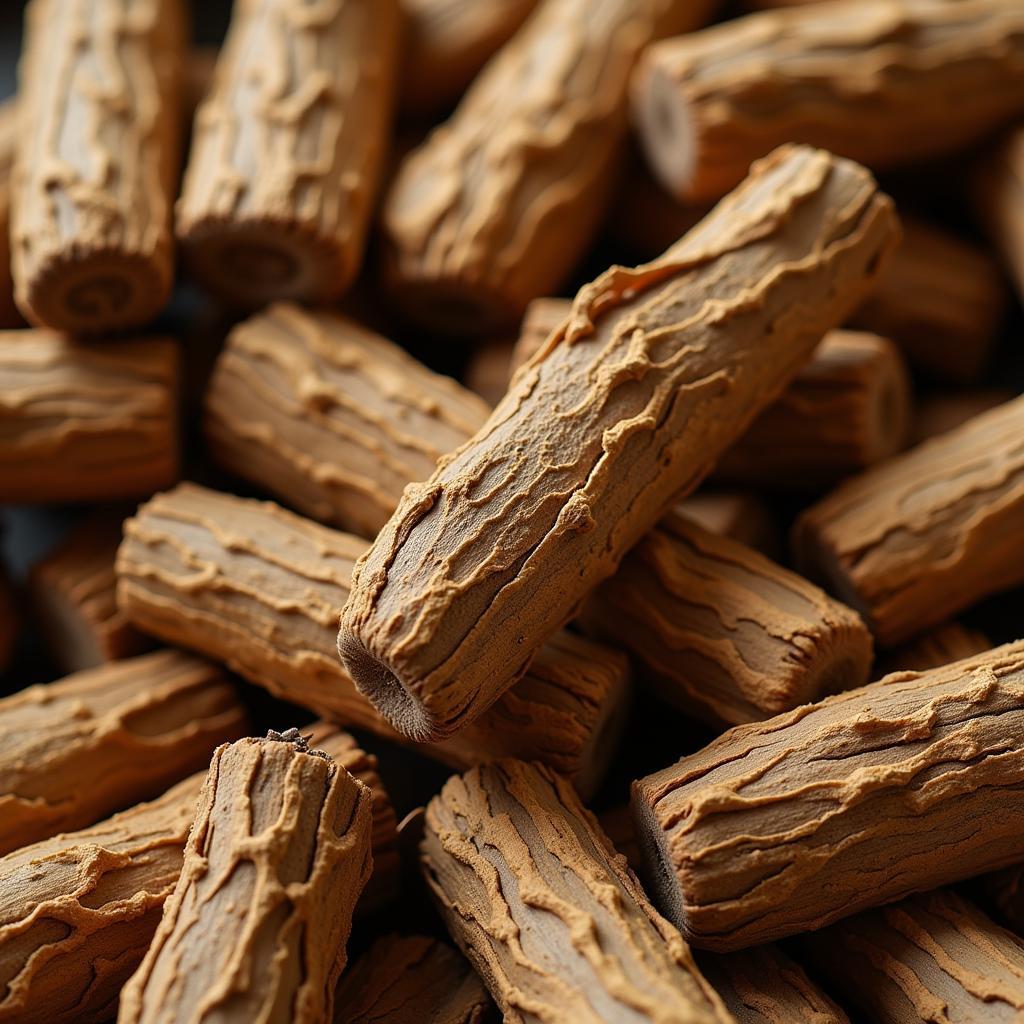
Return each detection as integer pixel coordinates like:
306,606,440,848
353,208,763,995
794,394,1024,646
421,759,732,1024
0,774,204,1024
204,303,491,538
334,933,493,1024
177,0,400,307
0,649,245,856
632,640,1024,951
0,100,18,328
116,483,629,797
673,492,778,558
11,0,184,331
912,390,1014,445
29,512,152,673
803,889,1024,1023
975,124,1024,303
699,944,849,1024
382,0,718,335
584,510,872,727
0,331,179,503
399,0,540,117
851,216,1008,382
343,144,898,742
632,0,1024,203
882,622,992,675
119,733,373,1024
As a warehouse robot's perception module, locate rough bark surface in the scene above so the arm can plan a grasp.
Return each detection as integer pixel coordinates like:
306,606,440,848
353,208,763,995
0,649,245,856
116,483,629,796
882,621,992,675
399,0,540,117
852,216,1008,382
714,330,911,487
383,0,718,335
334,933,492,1024
699,944,849,1024
804,890,1024,1023
342,145,898,742
421,759,732,1024
177,0,400,307
29,512,152,673
673,492,778,558
0,100,18,328
0,774,204,1024
0,331,179,503
632,0,1024,203
11,0,184,331
204,303,490,538
633,641,1024,951
975,125,1024,303
119,733,373,1024
912,389,1014,444
794,394,1024,646
585,510,872,726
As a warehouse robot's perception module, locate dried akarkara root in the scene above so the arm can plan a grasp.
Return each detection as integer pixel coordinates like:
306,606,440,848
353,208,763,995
794,395,1024,646
584,510,872,727
342,144,897,742
11,0,185,331
177,0,400,307
115,483,629,798
0,649,246,855
119,733,373,1024
633,641,1024,951
421,759,733,1024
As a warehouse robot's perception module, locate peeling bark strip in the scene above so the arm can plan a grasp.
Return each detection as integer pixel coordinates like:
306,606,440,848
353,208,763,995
204,303,490,538
632,0,1024,203
421,760,732,1024
399,0,540,117
116,483,629,797
11,0,184,332
0,101,18,329
975,124,1024,303
335,933,492,1024
0,774,204,1024
342,144,898,743
715,330,911,487
382,0,718,335
794,394,1024,646
0,332,178,503
633,641,1024,951
119,734,373,1024
29,513,151,673
177,0,400,307
699,944,849,1024
0,649,245,856
881,621,991,675
584,510,872,727
803,889,1024,1023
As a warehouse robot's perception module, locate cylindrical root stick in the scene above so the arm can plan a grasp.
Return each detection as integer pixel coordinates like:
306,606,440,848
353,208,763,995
632,0,1024,203
803,890,1024,1022
0,101,19,328
0,774,204,1024
399,0,540,117
975,125,1024,302
335,933,492,1024
0,332,178,504
632,640,1024,951
29,512,151,673
11,0,184,331
119,732,373,1024
204,303,490,538
881,621,991,675
794,394,1024,646
699,944,850,1024
116,483,629,797
584,510,872,726
341,144,898,742
382,0,717,334
177,0,400,307
0,649,246,856
851,216,1008,382
421,759,732,1024
714,330,911,487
